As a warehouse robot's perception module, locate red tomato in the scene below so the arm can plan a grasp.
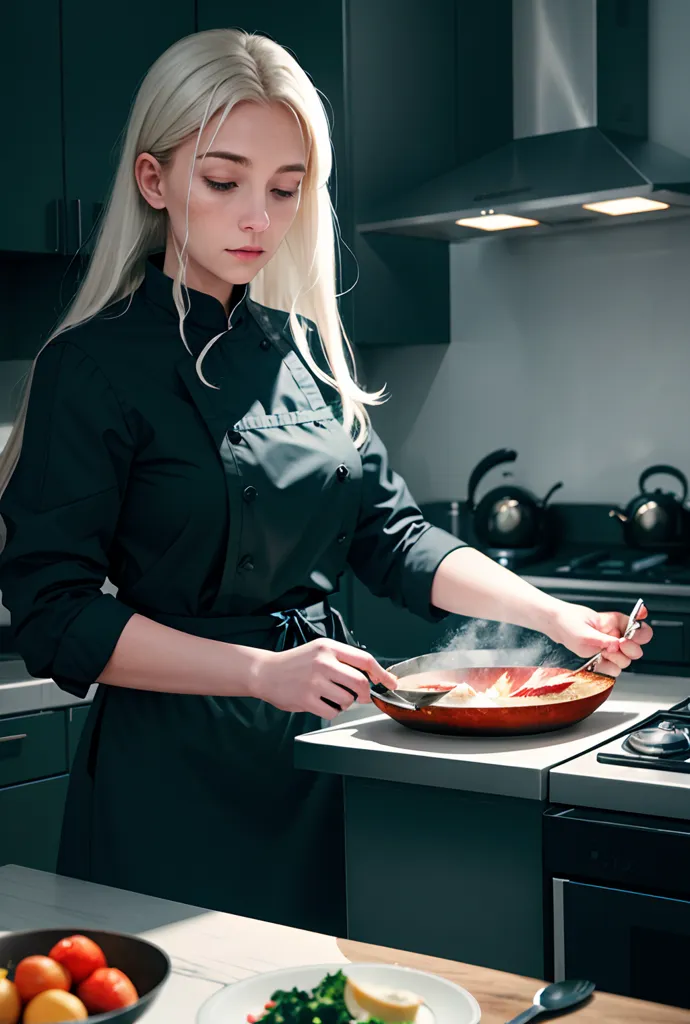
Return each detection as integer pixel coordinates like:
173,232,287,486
48,935,108,984
77,968,138,1013
13,956,71,1003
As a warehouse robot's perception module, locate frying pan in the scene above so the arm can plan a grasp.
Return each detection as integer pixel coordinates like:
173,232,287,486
372,648,615,736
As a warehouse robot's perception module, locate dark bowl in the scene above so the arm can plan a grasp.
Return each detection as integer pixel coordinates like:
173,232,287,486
0,928,171,1023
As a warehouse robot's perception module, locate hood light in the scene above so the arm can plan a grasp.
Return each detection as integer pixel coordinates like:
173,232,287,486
456,213,541,231
582,197,670,216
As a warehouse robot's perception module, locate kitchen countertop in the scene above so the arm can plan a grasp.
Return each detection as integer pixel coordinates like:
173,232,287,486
549,717,690,819
0,659,95,717
295,672,690,800
0,864,687,1024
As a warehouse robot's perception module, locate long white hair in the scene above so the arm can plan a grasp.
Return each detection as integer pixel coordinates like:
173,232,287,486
0,28,383,497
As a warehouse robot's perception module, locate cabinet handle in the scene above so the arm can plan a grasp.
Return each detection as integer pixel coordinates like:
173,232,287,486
76,198,83,250
0,733,27,743
650,619,684,628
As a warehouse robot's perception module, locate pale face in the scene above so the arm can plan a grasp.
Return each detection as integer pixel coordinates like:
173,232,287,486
135,100,308,309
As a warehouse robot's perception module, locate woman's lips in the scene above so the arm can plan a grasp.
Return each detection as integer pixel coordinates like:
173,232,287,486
227,248,264,262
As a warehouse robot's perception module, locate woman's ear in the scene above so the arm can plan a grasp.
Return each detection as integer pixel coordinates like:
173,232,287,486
135,153,167,210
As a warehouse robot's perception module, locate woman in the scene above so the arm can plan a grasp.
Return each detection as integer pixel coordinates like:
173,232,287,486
0,29,650,936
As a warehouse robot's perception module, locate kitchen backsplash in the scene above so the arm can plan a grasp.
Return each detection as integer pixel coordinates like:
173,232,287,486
361,214,690,507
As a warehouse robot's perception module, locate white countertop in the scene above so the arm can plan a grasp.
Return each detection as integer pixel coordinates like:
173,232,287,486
0,659,95,717
4,865,687,1024
295,673,690,801
0,865,351,1023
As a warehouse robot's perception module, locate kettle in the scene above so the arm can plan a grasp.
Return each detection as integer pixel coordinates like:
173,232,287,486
467,448,563,550
609,464,690,549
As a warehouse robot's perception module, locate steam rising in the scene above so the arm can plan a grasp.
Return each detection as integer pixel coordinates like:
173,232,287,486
431,617,564,669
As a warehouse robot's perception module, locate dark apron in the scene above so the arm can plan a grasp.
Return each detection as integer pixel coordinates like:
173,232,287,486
58,601,356,936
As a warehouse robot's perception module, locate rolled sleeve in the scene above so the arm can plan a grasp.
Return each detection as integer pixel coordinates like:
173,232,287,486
348,425,467,621
0,340,137,697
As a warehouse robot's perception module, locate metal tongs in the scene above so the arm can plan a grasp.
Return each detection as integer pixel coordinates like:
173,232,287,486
579,597,645,673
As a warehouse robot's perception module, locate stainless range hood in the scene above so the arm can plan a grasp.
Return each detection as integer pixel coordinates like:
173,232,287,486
360,0,690,242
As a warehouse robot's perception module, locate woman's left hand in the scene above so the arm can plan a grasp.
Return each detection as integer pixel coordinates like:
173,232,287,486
545,601,653,677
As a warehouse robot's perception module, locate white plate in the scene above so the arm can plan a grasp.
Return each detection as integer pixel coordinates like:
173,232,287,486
197,962,481,1024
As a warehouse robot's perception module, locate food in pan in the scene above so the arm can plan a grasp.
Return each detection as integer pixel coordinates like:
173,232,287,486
405,669,610,708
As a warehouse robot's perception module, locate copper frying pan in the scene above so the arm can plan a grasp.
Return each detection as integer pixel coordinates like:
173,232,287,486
372,649,615,736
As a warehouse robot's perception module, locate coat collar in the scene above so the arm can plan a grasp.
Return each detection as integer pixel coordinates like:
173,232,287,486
143,253,250,342
142,252,299,359
143,254,301,448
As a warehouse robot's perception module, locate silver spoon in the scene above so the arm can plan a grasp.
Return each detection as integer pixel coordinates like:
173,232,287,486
579,597,645,673
369,679,455,710
505,979,595,1023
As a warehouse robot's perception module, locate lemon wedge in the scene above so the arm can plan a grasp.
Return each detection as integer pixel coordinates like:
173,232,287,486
344,977,423,1023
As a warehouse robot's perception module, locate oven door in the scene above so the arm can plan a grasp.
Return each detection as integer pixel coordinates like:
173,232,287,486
553,879,690,1009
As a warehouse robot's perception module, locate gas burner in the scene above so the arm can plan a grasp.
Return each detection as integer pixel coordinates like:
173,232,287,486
597,699,690,774
624,720,690,757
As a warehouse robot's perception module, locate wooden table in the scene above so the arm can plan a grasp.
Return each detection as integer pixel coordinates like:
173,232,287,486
0,866,687,1023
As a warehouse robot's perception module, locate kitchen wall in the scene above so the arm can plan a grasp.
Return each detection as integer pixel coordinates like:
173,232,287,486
360,216,690,506
359,0,690,507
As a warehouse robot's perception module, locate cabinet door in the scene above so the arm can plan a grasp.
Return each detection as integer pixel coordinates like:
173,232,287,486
0,775,69,873
0,711,68,789
347,0,456,347
553,878,690,1009
0,1,64,253
61,0,194,252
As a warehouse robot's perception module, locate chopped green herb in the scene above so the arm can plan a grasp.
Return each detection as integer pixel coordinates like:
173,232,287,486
250,971,391,1024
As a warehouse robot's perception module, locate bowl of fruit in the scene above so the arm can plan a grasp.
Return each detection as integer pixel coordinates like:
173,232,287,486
0,929,170,1023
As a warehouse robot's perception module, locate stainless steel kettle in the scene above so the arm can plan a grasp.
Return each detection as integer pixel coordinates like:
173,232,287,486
609,464,690,549
467,448,563,550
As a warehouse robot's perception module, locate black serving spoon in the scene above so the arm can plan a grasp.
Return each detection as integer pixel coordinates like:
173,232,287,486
505,979,595,1023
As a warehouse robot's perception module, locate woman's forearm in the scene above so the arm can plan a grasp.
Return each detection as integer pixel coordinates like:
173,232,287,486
97,612,262,696
430,546,562,637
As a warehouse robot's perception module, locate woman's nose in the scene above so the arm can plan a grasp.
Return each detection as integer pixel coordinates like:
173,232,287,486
237,200,270,233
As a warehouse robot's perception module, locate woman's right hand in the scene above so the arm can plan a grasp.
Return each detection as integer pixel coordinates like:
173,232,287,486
250,639,398,719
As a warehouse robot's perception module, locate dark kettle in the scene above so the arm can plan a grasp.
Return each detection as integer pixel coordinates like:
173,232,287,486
609,464,690,549
467,448,563,550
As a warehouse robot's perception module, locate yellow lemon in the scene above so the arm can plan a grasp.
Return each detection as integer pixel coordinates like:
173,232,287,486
0,968,21,1024
23,989,88,1023
344,977,423,1023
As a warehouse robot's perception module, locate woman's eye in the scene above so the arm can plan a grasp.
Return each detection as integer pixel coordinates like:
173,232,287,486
203,178,236,192
202,178,299,199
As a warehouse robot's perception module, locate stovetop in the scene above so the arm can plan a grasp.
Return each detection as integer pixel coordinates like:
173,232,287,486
597,698,690,775
551,549,690,584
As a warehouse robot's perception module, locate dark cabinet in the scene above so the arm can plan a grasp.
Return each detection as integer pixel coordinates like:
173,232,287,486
1,1,63,253
0,775,70,873
348,0,457,347
0,711,68,789
61,0,194,253
0,1,193,255
0,708,71,873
